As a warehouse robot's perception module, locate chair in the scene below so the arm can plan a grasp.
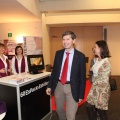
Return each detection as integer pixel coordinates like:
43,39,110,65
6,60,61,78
0,101,7,120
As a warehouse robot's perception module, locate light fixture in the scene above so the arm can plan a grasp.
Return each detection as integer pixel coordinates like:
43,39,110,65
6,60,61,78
16,36,23,43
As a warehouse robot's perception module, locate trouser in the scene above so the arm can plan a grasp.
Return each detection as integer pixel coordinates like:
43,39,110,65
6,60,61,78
54,81,78,120
86,102,108,120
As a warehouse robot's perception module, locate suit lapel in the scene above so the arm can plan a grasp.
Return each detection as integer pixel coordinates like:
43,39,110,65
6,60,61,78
71,49,79,74
58,49,65,70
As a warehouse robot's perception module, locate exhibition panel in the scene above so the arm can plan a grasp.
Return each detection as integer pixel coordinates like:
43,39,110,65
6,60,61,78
0,72,51,120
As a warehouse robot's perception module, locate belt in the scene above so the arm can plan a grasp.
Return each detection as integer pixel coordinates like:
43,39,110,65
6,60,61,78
58,80,70,84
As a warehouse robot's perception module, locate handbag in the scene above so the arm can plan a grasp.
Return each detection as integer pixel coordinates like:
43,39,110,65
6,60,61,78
109,77,117,91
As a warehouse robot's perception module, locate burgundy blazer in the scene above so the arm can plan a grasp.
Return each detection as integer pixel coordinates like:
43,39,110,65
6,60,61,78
0,58,10,78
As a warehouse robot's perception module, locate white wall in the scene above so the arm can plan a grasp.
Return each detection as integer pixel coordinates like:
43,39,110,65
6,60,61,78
105,26,120,75
0,21,50,66
0,21,42,41
0,22,120,75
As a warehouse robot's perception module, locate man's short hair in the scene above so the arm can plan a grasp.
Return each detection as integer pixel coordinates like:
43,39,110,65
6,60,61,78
62,31,76,40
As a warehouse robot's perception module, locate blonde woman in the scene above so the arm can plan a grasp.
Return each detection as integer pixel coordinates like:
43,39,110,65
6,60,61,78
0,43,12,77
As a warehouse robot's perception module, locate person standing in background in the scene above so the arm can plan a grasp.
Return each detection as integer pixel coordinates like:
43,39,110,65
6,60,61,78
86,40,111,120
46,31,86,120
0,43,12,77
11,46,28,74
89,48,98,83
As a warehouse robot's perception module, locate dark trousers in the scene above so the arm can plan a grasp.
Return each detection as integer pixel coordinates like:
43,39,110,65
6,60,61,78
86,102,108,120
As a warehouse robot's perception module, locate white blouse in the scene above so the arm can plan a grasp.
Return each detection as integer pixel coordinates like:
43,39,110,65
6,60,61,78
92,58,108,77
11,56,28,74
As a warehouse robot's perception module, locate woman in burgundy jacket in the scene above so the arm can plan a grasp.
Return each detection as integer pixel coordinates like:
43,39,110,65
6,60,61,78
0,43,12,78
11,46,28,74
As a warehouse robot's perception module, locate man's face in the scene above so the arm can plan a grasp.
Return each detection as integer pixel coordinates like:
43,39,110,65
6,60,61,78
62,34,75,51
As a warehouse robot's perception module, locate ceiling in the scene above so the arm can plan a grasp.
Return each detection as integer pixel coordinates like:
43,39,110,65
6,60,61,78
0,0,40,23
1,0,120,26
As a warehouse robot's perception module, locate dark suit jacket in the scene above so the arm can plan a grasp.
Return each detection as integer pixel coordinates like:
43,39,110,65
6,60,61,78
47,48,86,102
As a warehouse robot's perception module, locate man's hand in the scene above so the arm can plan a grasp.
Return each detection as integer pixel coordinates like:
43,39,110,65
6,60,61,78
46,88,51,95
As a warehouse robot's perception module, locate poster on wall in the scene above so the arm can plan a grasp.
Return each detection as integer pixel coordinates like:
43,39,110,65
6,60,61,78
3,39,17,55
3,39,17,59
23,36,42,56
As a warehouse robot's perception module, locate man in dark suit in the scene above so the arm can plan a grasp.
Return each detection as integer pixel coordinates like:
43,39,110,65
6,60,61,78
46,31,86,120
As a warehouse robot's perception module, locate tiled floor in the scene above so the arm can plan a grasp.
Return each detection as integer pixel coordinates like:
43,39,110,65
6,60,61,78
44,76,120,120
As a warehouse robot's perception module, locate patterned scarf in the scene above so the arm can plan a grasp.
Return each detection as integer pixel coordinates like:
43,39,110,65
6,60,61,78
15,56,25,73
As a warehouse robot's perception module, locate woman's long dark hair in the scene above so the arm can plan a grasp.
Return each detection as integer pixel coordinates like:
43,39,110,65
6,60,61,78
96,40,111,59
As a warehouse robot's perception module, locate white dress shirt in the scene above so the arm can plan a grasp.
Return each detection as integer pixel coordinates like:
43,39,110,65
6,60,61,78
59,48,74,82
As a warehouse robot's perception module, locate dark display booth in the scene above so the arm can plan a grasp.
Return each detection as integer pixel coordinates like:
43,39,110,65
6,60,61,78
0,72,51,120
27,54,45,74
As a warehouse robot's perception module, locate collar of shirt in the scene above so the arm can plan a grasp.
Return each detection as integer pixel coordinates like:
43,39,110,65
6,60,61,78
0,54,8,61
15,55,23,60
64,48,74,55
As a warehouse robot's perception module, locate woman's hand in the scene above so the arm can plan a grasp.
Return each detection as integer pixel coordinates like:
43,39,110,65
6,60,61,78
8,68,12,73
0,68,6,73
79,99,83,103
